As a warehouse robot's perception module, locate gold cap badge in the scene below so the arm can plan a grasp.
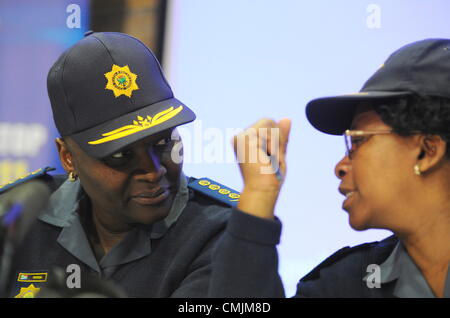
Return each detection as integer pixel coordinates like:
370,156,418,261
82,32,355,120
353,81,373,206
105,64,139,97
15,284,40,298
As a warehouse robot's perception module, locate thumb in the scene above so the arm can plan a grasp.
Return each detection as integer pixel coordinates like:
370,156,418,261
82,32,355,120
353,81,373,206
278,118,291,156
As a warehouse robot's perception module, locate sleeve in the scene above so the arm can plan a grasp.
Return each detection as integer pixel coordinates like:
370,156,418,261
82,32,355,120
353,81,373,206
208,209,285,297
168,229,224,298
294,244,379,297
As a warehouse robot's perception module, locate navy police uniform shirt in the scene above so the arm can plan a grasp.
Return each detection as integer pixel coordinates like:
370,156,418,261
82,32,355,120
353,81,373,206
2,169,285,298
296,236,450,297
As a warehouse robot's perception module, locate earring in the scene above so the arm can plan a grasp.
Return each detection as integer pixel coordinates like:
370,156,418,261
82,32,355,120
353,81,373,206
68,171,78,182
414,164,421,176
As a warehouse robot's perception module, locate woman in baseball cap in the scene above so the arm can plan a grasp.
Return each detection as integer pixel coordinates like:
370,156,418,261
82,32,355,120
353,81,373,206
229,38,450,297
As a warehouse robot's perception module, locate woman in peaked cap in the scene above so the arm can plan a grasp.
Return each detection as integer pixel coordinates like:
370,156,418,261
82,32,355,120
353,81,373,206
4,32,287,298
228,38,450,297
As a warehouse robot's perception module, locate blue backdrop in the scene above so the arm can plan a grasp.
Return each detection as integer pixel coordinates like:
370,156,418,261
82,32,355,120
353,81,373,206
163,0,450,295
0,0,89,186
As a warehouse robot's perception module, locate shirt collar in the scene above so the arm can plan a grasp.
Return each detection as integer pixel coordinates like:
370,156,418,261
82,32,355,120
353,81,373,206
364,240,450,297
38,178,83,227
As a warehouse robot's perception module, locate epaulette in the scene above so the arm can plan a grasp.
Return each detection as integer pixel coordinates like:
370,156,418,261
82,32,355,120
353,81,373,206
300,241,381,282
0,167,56,195
187,177,240,207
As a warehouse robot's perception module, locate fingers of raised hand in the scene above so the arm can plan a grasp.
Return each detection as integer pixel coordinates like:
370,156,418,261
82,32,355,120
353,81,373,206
231,118,291,178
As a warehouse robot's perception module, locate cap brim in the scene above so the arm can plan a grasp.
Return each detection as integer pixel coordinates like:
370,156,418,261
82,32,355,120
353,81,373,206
305,91,413,135
70,98,196,158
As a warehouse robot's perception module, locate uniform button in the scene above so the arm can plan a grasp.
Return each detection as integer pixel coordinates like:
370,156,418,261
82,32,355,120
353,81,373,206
84,30,94,37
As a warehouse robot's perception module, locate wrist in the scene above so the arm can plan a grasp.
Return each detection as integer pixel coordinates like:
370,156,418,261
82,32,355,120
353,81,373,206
237,187,279,219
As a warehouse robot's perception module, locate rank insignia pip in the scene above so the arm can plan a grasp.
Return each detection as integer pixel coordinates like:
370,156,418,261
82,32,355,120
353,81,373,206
188,178,240,207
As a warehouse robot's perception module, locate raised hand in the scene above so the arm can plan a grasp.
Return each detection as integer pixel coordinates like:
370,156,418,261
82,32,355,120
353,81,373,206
232,118,291,219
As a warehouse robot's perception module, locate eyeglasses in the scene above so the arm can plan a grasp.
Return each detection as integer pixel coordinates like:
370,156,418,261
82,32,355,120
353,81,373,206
344,129,393,159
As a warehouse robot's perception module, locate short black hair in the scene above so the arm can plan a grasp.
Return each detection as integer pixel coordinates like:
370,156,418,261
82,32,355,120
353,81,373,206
374,95,450,159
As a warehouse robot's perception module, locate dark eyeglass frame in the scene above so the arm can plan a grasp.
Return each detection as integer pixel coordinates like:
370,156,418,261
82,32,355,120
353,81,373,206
343,129,393,159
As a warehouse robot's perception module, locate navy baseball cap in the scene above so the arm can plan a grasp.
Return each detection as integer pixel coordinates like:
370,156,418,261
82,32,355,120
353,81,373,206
306,38,450,135
47,31,196,158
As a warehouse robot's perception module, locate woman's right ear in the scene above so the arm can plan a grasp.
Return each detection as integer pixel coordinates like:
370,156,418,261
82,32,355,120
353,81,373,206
55,138,74,171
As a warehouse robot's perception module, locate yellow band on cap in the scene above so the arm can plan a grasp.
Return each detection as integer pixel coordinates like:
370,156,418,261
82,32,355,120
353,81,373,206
88,105,183,145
